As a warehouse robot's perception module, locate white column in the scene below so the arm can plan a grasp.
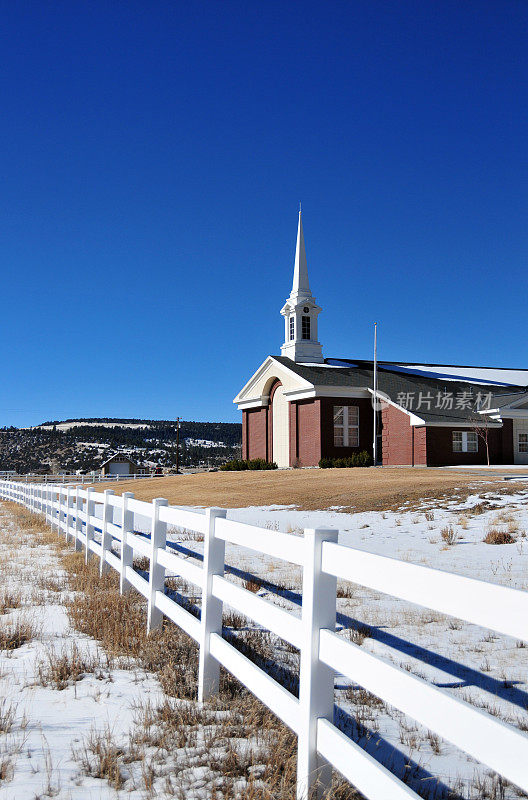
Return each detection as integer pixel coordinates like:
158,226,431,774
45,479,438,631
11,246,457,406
198,507,227,702
120,492,134,594
147,497,168,633
100,489,114,576
297,528,338,800
84,487,95,563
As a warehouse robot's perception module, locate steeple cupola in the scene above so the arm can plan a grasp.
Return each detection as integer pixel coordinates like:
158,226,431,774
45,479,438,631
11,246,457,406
280,209,323,363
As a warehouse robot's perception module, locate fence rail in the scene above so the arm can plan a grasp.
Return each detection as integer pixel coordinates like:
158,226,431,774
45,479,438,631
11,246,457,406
3,473,149,483
0,479,527,799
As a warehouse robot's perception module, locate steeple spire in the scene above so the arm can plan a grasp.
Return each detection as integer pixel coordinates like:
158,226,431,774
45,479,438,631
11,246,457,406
280,208,324,363
291,208,311,297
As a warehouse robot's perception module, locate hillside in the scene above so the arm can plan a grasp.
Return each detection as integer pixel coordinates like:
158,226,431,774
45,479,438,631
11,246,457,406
0,418,241,474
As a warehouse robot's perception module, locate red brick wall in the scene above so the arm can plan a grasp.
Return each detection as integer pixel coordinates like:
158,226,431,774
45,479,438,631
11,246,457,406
244,407,268,461
242,380,283,464
289,399,321,467
425,426,504,466
413,426,427,465
380,404,427,466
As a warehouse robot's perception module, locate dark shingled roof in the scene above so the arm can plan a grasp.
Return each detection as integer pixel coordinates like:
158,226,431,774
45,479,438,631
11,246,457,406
272,356,527,424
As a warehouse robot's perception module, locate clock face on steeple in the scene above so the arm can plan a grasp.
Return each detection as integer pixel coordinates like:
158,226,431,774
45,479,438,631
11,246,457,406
303,306,309,313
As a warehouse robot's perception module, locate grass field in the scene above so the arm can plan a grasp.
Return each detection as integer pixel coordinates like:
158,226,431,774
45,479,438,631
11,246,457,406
94,467,526,512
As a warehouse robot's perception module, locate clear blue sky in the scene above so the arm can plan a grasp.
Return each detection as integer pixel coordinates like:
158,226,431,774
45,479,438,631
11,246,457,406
2,1,527,427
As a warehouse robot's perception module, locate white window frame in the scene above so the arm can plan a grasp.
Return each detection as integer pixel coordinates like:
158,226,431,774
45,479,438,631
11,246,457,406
289,317,295,341
452,431,478,453
334,405,359,448
519,433,528,454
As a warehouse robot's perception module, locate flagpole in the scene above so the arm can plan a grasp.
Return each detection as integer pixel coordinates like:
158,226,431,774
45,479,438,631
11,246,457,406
373,322,378,466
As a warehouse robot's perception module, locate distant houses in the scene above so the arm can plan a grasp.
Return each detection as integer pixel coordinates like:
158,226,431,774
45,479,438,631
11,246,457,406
100,453,146,478
184,437,227,448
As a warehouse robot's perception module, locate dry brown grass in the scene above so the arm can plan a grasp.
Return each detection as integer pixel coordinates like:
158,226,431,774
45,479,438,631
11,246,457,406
0,590,22,615
345,625,371,647
74,724,125,790
33,515,359,798
37,643,110,690
483,530,516,545
0,700,17,735
89,469,523,513
60,552,199,696
0,616,38,651
440,525,458,546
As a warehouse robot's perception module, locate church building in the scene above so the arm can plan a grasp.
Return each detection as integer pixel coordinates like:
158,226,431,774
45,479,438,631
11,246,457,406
234,212,528,467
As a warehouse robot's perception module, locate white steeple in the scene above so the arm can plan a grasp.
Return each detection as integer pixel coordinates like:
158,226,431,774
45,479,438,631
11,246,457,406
280,208,323,363
292,208,311,296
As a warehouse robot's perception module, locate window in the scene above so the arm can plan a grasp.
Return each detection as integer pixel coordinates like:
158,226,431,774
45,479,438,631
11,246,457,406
452,431,478,453
334,405,359,447
289,317,295,341
519,433,528,453
301,315,311,340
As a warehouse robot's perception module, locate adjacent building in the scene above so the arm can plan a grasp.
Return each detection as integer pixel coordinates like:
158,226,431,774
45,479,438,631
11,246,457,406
100,453,144,477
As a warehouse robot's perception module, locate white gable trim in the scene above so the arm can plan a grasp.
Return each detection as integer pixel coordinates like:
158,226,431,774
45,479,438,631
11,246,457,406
284,386,370,401
491,409,528,420
233,356,313,409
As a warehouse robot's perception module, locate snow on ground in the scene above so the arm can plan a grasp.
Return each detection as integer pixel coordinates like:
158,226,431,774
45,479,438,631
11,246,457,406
0,506,295,800
2,483,528,799
161,484,528,798
0,507,166,799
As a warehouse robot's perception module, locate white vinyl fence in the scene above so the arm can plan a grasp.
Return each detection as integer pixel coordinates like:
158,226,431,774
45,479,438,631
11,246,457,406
6,473,148,483
1,479,528,800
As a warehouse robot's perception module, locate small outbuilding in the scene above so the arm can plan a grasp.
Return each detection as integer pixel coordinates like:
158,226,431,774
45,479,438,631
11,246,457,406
100,453,142,477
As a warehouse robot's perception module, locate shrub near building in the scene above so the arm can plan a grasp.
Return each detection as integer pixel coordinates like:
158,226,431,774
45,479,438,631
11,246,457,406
220,458,278,471
319,451,373,469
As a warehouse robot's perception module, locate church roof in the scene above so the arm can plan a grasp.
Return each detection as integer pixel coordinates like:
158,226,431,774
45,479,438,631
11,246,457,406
271,356,528,424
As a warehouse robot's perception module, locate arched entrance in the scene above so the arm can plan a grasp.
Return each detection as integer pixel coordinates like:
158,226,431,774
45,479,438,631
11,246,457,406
271,382,290,468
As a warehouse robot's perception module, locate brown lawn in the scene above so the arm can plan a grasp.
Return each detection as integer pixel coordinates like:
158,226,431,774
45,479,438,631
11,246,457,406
89,468,526,513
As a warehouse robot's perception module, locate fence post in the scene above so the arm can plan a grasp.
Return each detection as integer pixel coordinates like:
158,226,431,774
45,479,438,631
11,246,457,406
51,486,57,531
120,492,135,594
100,489,114,576
65,486,73,542
74,486,83,552
84,487,95,563
57,487,64,536
297,528,338,800
54,487,59,534
147,497,168,633
198,507,227,702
